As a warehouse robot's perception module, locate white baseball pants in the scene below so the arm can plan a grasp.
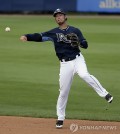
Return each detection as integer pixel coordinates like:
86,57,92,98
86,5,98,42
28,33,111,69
57,53,108,120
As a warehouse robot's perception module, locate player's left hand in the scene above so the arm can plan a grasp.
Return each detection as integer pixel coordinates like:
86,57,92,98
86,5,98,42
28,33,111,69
66,33,80,47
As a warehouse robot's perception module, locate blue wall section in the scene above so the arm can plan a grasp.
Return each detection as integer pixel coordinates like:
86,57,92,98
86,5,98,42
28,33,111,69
77,0,120,13
0,0,76,11
12,0,44,11
0,0,12,11
42,0,76,11
0,0,120,13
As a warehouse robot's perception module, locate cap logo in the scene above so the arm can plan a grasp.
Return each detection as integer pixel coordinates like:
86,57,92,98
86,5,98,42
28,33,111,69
56,9,61,12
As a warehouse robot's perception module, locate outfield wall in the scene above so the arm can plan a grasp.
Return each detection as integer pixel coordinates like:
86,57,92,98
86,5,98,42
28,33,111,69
77,0,120,13
0,0,76,12
0,0,120,13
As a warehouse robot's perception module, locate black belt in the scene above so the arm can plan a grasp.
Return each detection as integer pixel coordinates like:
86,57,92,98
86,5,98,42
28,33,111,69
60,53,80,62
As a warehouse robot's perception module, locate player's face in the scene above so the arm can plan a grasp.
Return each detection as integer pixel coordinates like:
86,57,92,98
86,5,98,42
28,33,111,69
55,13,66,25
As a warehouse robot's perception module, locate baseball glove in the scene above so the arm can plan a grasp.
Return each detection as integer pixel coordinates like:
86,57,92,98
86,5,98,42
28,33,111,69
66,33,80,47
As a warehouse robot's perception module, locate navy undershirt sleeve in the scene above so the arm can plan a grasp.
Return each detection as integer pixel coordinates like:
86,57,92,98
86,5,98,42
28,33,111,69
25,33,42,42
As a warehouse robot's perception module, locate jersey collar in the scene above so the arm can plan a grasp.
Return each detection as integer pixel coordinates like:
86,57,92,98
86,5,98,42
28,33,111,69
59,26,69,31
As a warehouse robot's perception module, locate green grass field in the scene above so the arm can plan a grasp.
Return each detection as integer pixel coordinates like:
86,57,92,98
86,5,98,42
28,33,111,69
0,15,120,121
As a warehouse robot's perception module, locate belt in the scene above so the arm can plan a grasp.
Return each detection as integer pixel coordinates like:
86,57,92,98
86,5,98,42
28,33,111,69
60,53,80,62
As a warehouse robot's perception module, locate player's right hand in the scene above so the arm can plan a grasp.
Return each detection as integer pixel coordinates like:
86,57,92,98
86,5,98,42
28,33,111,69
20,36,27,42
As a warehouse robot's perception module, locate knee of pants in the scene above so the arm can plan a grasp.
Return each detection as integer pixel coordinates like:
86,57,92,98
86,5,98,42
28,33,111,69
79,72,90,80
59,89,69,99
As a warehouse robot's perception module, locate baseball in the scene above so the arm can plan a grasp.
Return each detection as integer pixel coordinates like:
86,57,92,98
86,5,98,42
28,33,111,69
5,27,11,32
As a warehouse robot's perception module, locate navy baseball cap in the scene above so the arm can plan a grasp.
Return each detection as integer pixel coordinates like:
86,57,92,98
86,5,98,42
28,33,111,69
53,8,66,17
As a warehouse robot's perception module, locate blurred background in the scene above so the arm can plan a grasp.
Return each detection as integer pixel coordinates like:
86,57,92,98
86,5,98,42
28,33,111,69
0,0,120,14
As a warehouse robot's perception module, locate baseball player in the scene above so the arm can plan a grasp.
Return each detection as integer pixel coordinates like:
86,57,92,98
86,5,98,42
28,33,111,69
20,8,113,129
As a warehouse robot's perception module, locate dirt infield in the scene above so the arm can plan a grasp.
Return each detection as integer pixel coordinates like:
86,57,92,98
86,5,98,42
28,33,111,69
0,116,119,134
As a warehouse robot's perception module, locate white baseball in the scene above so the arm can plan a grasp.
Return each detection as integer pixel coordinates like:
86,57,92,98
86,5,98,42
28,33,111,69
5,27,11,32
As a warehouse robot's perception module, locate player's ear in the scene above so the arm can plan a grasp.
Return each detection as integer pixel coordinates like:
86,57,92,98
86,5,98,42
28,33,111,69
65,15,67,21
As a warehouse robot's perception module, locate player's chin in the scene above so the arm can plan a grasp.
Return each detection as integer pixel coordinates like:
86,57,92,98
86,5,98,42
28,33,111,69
57,21,65,25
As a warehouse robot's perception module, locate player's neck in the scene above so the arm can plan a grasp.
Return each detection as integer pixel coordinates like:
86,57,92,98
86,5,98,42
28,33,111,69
59,23,68,30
